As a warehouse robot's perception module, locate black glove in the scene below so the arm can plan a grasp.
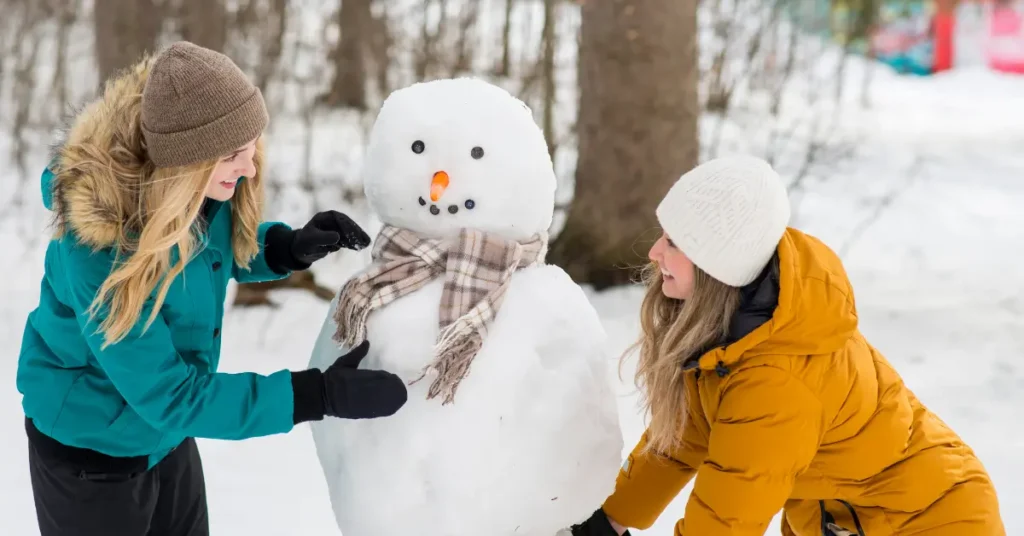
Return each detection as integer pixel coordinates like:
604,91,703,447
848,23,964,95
290,341,408,423
265,210,371,273
571,509,629,536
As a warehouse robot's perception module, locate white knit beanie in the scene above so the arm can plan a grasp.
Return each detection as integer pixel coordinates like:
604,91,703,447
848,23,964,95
655,155,791,287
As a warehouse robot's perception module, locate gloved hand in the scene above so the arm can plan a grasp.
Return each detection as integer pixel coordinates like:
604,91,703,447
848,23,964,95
570,509,630,536
290,341,408,423
265,210,371,273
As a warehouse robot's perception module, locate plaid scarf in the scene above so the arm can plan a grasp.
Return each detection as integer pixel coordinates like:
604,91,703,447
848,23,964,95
332,224,548,404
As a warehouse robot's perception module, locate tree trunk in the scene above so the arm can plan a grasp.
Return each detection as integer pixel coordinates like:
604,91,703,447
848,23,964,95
547,0,700,289
93,0,162,87
496,0,515,76
179,0,227,52
367,2,395,98
233,270,336,308
540,0,556,159
450,1,479,76
321,0,370,110
251,0,289,93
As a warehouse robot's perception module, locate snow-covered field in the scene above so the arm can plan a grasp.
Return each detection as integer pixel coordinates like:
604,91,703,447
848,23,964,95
2,54,1024,535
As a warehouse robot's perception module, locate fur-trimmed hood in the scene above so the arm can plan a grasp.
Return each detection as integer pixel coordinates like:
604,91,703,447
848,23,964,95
44,56,157,249
42,55,265,252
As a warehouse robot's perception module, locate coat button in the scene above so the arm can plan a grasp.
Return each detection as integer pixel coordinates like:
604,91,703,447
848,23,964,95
213,328,220,337
212,261,222,271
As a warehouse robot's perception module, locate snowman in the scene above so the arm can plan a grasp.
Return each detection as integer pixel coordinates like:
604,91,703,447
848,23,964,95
307,78,623,536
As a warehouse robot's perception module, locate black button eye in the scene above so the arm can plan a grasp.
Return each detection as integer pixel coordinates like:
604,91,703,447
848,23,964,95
471,146,484,159
464,199,476,210
412,140,425,154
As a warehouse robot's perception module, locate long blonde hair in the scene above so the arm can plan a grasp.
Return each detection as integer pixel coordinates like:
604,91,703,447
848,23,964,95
628,262,741,454
81,141,265,348
48,54,266,348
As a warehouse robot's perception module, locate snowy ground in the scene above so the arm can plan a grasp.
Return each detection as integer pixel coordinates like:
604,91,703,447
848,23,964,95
2,61,1024,533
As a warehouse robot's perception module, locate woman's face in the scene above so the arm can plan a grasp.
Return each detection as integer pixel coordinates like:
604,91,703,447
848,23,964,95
649,232,696,300
205,138,258,202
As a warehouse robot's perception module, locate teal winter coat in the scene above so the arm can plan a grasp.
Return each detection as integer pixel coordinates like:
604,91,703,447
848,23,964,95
16,63,299,468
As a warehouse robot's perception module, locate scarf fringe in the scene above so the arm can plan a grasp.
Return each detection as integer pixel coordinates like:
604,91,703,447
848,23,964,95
410,323,485,405
332,279,369,347
435,313,480,353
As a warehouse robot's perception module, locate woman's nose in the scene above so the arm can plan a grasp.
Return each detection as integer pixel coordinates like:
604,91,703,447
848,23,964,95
648,237,664,263
240,158,256,179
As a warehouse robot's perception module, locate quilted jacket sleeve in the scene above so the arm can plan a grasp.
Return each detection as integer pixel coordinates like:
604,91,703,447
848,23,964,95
602,388,710,530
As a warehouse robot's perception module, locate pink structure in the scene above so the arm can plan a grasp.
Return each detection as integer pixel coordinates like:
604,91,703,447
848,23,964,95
986,1,1024,73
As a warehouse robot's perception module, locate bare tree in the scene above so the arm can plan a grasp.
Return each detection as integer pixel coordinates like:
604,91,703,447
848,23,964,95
321,0,371,110
450,1,480,76
415,0,447,80
251,0,289,93
540,0,556,158
495,0,515,76
178,0,227,52
548,0,700,288
48,0,77,113
367,2,395,98
93,0,162,86
8,0,46,179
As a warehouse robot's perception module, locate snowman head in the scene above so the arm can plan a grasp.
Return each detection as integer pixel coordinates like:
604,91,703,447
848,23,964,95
362,78,556,242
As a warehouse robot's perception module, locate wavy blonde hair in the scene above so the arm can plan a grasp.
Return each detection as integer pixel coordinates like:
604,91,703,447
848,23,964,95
627,261,741,454
49,55,266,348
86,142,265,348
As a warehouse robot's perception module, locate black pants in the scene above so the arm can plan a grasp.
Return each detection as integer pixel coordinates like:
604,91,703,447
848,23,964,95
27,420,209,536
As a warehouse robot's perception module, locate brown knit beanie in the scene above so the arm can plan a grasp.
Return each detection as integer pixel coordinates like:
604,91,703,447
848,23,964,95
141,41,268,168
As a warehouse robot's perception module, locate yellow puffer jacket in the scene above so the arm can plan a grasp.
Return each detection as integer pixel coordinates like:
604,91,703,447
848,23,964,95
603,228,1004,535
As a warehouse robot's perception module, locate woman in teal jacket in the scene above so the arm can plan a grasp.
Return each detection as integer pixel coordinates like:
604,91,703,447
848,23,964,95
16,42,407,536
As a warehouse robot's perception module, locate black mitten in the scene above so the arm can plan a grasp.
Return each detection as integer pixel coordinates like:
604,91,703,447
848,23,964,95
290,341,408,423
570,509,629,536
265,211,372,273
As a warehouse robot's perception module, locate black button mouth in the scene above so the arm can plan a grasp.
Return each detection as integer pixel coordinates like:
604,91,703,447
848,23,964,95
419,197,475,215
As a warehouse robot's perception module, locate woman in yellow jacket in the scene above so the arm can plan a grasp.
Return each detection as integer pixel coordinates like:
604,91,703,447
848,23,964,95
571,156,1005,536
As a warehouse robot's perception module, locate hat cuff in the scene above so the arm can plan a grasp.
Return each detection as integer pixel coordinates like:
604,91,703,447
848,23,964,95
143,88,268,168
691,248,774,287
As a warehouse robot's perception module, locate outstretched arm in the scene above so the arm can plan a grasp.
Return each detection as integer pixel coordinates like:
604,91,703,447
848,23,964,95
603,379,711,531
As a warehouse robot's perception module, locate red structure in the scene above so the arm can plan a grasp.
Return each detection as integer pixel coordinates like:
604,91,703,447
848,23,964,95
933,4,956,71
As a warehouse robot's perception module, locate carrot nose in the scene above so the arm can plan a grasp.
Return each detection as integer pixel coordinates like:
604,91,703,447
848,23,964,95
430,171,449,202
